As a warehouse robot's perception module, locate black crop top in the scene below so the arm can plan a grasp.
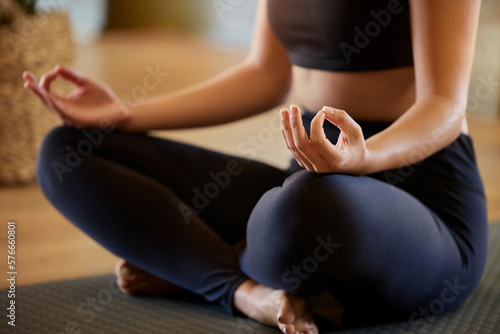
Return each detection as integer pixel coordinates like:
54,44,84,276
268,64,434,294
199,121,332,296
267,0,413,71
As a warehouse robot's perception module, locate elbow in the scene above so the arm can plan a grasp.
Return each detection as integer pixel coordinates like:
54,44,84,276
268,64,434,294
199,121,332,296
441,94,466,139
414,93,466,148
243,58,293,110
264,68,293,109
446,116,464,147
432,93,466,143
269,73,293,107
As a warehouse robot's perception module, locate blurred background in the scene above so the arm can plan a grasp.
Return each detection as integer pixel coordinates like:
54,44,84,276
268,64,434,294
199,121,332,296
0,0,499,289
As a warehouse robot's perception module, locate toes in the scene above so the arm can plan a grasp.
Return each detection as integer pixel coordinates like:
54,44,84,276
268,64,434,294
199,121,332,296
276,294,320,334
279,295,319,334
119,268,136,281
280,324,295,334
114,259,127,277
115,260,140,280
116,278,133,294
115,260,139,294
305,324,319,334
117,278,152,295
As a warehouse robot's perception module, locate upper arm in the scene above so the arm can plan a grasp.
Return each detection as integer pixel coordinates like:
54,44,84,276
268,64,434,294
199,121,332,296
410,0,481,109
245,0,292,84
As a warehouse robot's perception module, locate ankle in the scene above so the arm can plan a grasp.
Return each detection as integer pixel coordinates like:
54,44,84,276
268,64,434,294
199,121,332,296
233,279,258,312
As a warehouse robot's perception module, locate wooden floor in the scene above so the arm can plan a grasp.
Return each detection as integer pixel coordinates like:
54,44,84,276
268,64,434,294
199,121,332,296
1,28,499,289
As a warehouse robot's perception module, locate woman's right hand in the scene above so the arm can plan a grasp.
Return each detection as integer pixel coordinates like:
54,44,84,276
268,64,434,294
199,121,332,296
23,65,129,129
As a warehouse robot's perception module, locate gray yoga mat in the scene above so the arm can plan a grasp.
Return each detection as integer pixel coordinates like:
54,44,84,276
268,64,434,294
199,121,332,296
2,224,500,334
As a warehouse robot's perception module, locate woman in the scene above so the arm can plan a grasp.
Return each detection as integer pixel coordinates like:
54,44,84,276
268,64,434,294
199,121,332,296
23,0,486,333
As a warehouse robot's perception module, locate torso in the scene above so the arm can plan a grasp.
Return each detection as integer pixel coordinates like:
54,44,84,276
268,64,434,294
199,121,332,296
293,65,416,122
267,0,469,133
293,65,469,134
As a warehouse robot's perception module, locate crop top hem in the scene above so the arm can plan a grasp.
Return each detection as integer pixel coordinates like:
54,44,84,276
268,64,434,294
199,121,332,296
288,53,414,72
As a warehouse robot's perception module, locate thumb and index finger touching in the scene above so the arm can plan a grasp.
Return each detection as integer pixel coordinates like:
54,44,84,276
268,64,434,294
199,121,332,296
40,65,87,94
22,66,86,123
321,106,363,142
309,106,364,161
23,65,87,98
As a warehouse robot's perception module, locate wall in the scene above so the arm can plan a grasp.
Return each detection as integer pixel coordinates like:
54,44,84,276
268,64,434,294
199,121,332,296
36,0,108,44
469,0,500,117
106,0,256,48
106,0,183,30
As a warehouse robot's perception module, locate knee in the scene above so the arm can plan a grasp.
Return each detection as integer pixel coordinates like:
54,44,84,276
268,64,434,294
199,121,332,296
242,171,362,294
248,171,365,242
36,126,74,193
36,125,104,188
38,125,80,159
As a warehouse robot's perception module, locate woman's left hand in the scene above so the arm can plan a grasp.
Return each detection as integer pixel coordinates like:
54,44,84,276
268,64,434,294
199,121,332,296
280,105,370,175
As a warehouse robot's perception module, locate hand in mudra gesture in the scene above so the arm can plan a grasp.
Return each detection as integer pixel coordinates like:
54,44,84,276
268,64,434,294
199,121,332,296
280,105,369,175
23,65,129,129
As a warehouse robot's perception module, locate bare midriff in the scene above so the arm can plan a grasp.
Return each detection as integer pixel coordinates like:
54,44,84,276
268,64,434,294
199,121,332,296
293,65,416,121
293,65,468,133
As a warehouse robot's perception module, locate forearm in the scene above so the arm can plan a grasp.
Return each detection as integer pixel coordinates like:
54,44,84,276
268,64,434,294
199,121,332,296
361,0,481,174
118,61,292,132
364,95,465,174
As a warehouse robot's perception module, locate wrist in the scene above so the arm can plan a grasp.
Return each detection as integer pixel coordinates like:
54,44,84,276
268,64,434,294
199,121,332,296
360,148,378,175
113,100,135,132
354,141,387,175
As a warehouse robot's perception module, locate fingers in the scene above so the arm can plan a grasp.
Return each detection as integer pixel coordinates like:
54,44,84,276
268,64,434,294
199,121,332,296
39,67,61,93
46,93,67,115
282,105,365,174
288,105,329,172
310,110,341,163
39,65,87,93
310,106,367,173
22,71,36,85
22,71,75,126
54,65,87,86
23,72,48,105
281,108,307,169
47,93,95,129
322,106,363,143
279,324,295,334
281,105,330,172
23,71,62,115
23,71,55,109
44,93,76,127
46,93,81,128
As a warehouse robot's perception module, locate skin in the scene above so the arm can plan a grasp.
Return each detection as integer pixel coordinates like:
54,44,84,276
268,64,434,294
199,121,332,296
23,0,481,333
114,260,184,295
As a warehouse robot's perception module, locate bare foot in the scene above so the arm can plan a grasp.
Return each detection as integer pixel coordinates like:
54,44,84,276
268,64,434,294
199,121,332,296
115,259,183,295
234,279,318,334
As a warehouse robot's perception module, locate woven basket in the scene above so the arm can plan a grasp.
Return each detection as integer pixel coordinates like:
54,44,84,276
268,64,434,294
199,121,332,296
0,0,73,185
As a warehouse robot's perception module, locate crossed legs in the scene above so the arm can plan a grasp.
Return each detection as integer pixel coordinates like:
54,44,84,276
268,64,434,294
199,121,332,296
37,126,480,332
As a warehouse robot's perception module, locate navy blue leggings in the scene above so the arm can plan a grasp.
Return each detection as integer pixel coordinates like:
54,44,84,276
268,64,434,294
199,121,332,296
36,111,487,326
